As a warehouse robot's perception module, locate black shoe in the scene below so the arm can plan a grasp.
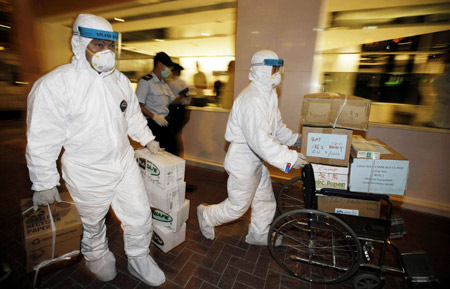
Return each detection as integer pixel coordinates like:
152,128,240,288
186,183,197,193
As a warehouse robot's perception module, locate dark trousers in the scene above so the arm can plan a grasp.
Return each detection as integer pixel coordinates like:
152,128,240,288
147,117,178,156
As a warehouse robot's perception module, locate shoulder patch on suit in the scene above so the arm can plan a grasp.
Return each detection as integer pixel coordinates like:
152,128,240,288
142,74,153,81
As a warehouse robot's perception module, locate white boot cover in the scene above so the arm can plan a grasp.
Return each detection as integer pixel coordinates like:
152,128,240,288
128,255,165,286
197,204,215,240
245,231,269,246
85,250,117,282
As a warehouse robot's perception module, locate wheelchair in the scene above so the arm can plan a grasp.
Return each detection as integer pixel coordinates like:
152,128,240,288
268,164,438,289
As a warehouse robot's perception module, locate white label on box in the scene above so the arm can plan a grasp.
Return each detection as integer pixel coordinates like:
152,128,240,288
307,133,348,160
349,159,409,195
335,208,359,216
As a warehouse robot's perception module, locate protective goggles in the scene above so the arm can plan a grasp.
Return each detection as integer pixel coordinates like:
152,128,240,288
252,58,284,67
76,26,119,41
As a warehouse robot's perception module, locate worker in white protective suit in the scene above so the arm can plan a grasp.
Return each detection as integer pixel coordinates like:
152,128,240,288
197,50,308,245
26,14,165,286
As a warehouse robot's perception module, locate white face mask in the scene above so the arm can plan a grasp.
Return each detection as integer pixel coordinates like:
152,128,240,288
88,49,116,73
271,72,282,88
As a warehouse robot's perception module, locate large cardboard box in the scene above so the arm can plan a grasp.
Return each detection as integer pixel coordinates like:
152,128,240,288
301,126,352,167
152,222,186,253
312,163,349,190
317,195,380,218
349,139,409,195
302,92,371,131
21,192,82,272
135,148,185,189
142,172,186,213
152,199,190,232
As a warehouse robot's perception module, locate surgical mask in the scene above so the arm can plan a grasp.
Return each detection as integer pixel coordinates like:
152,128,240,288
271,72,282,88
87,49,115,73
161,67,171,79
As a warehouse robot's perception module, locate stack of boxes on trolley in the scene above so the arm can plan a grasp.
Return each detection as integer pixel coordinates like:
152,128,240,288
135,148,189,253
300,92,410,218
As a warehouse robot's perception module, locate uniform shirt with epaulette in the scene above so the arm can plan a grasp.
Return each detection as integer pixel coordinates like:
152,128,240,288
136,72,176,117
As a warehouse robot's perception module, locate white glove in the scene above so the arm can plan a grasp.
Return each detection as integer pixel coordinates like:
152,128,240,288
152,114,168,127
293,136,302,148
292,153,308,169
146,140,160,154
32,187,61,211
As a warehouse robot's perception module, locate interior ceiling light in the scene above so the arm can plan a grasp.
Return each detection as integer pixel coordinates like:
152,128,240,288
114,18,125,22
0,24,11,29
154,39,165,42
201,33,211,36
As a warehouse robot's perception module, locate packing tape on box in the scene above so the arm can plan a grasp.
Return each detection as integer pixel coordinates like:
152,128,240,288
22,200,79,267
333,94,347,129
33,250,80,289
367,155,378,193
23,200,80,288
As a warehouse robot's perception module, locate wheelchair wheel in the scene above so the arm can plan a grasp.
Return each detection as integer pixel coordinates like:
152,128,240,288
277,164,316,215
268,209,362,284
352,273,384,289
277,176,304,215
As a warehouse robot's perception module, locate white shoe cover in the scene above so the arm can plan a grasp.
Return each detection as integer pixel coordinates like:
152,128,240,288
246,231,282,246
85,250,117,282
128,255,165,286
245,231,268,246
197,204,215,240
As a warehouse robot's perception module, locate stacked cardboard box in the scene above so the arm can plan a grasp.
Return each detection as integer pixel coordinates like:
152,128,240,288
311,163,349,190
349,138,409,196
300,92,410,217
21,192,82,272
300,92,380,217
135,148,189,253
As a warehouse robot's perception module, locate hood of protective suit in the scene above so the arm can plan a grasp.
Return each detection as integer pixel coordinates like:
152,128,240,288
249,50,279,91
71,14,114,70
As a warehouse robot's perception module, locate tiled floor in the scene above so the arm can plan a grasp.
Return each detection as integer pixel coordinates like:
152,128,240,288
0,118,449,289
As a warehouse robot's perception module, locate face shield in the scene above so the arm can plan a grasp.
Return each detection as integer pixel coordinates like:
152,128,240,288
75,27,119,73
252,58,285,75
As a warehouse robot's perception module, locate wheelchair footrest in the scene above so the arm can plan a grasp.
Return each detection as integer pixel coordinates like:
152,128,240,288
401,252,436,283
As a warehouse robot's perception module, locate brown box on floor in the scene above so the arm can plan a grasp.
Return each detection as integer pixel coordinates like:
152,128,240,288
21,192,82,272
317,195,380,218
300,126,352,167
302,92,371,131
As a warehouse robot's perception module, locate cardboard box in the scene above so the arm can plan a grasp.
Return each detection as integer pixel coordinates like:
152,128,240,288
317,195,380,218
142,172,186,213
351,135,381,159
301,126,352,167
152,222,186,253
302,92,371,131
135,148,185,189
312,163,349,190
152,199,190,232
21,192,82,272
349,139,409,195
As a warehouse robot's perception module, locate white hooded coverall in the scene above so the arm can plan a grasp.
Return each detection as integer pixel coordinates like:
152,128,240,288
200,50,299,245
26,14,164,285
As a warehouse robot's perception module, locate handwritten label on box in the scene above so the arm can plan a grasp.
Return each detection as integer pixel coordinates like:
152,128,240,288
306,133,348,160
